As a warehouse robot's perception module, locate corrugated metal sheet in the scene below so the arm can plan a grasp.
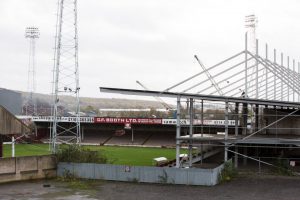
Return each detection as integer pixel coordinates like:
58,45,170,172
0,106,31,135
57,163,224,186
0,89,22,115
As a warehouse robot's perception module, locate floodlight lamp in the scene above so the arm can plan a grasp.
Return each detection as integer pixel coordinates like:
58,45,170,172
25,27,40,38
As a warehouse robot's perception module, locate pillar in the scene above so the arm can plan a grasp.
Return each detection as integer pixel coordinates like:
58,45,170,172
188,98,194,167
224,101,229,162
255,104,259,132
176,96,181,168
0,135,3,158
242,103,248,136
235,102,239,136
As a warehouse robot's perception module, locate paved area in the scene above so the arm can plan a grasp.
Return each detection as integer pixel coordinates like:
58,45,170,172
1,175,300,200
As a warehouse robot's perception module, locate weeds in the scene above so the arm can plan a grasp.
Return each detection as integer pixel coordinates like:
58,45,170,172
272,158,294,176
56,144,107,164
219,161,237,183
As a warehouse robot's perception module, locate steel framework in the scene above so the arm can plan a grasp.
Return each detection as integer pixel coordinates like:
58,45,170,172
51,0,81,153
100,32,300,170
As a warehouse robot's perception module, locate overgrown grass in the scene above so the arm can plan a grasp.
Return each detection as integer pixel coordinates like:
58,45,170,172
3,144,184,166
57,145,107,164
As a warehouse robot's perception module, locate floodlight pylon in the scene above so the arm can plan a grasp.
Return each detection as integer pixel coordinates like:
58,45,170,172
24,27,39,116
51,0,80,153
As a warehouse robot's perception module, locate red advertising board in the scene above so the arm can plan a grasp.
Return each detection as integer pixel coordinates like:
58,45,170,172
94,117,162,125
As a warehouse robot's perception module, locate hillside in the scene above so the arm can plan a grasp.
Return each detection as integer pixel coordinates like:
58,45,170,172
19,91,174,115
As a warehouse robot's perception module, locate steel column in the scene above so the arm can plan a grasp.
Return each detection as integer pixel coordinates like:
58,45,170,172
265,43,268,99
288,56,290,101
224,101,229,162
245,33,248,97
176,96,181,168
274,49,276,100
188,98,194,167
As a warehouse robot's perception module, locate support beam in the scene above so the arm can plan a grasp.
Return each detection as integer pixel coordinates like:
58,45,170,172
176,96,181,168
235,102,239,136
245,33,248,97
265,43,268,99
224,101,229,162
0,135,3,158
255,104,259,132
288,56,290,101
189,98,194,167
256,39,259,98
293,59,295,102
298,62,300,102
234,146,238,168
242,103,248,136
281,53,284,101
274,49,276,100
201,99,204,165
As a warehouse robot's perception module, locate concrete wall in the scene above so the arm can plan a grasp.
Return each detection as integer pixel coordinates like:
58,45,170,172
0,155,56,183
58,163,224,186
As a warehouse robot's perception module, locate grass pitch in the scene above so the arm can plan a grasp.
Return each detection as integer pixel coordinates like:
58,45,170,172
3,144,183,166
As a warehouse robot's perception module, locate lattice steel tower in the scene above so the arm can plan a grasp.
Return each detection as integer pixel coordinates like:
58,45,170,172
24,27,39,116
51,0,81,152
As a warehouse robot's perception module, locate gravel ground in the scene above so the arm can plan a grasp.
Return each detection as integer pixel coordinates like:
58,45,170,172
1,175,300,200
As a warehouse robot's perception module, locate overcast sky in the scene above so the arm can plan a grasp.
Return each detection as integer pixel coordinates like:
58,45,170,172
0,0,299,100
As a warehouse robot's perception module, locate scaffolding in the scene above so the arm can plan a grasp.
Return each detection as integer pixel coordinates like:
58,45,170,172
100,33,300,171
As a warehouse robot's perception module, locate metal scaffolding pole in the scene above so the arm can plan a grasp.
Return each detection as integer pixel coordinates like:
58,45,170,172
224,101,229,162
248,52,300,95
245,33,248,97
256,39,259,98
274,49,277,100
293,59,295,102
189,98,194,167
288,56,290,101
201,99,204,165
176,96,181,168
164,51,244,92
281,53,284,101
298,62,300,102
265,43,268,99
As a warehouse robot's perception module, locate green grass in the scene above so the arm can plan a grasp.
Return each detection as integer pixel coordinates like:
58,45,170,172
3,144,51,157
3,144,185,166
86,146,181,166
